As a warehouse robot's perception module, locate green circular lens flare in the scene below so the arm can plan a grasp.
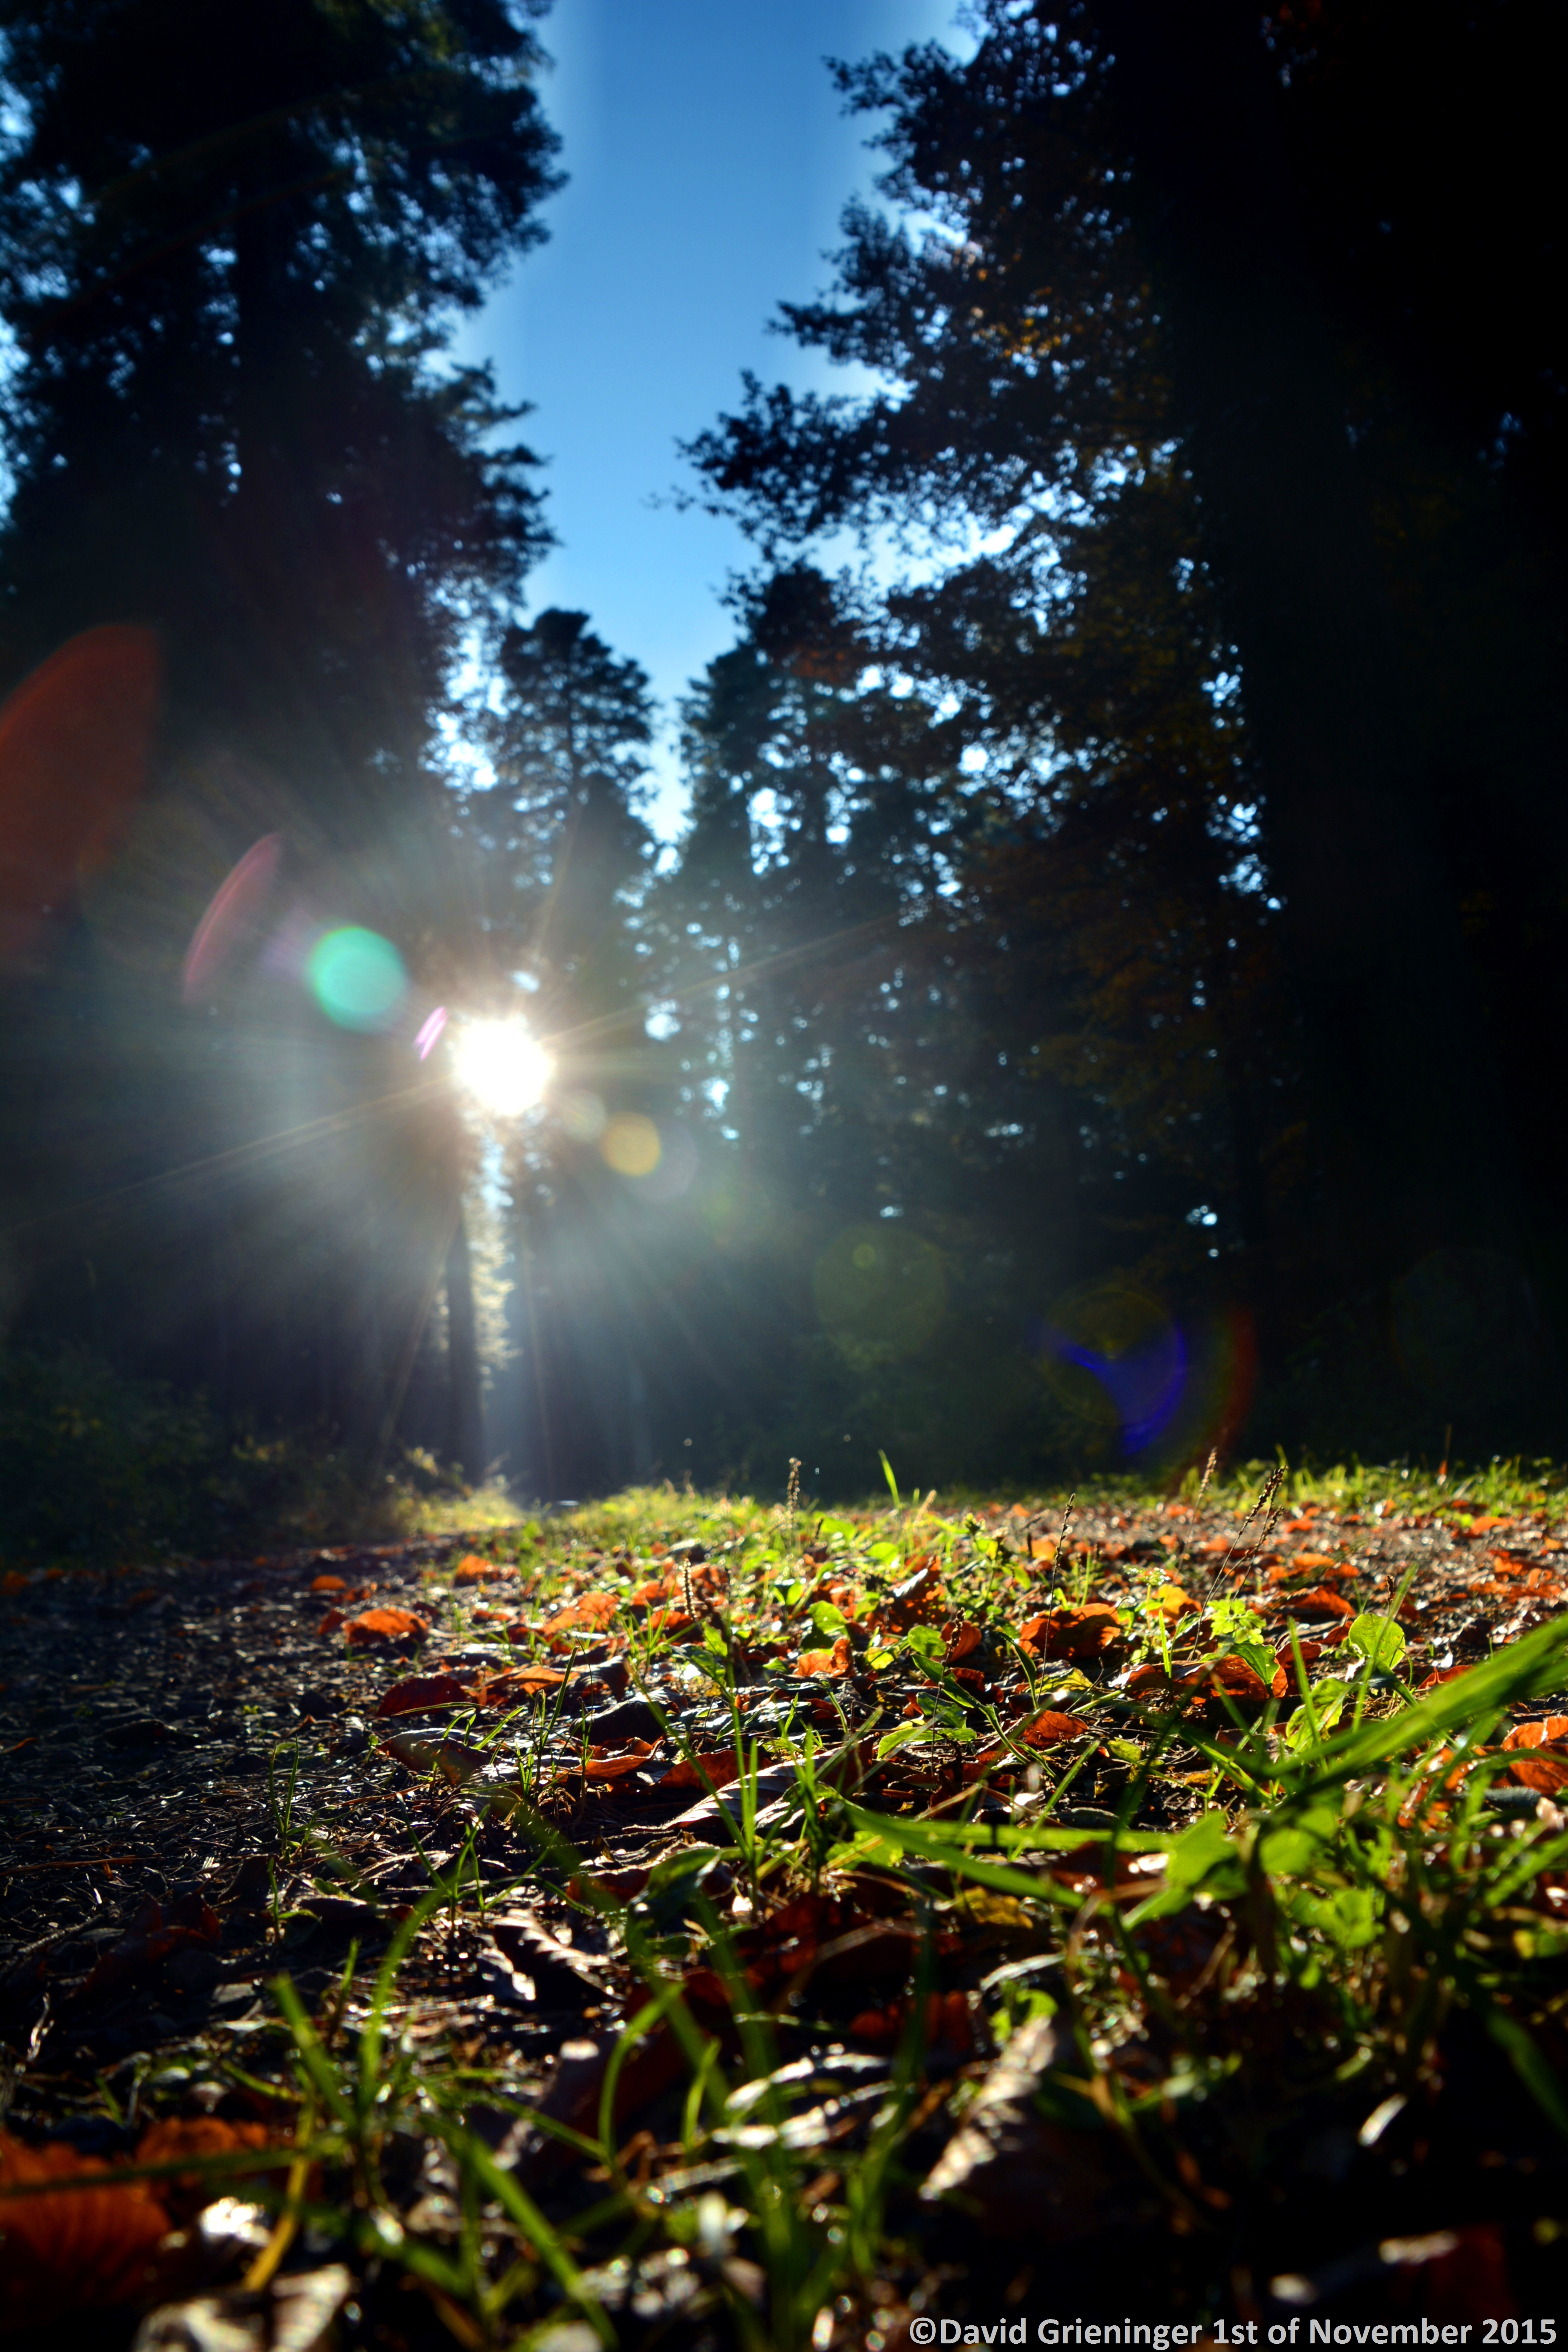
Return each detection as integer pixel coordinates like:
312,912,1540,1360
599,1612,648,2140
307,927,407,1031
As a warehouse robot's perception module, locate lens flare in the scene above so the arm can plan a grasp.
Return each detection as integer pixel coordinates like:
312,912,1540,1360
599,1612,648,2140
0,624,161,966
414,1005,448,1061
182,833,282,1000
1035,1281,1185,1450
559,1088,608,1141
452,1017,552,1116
601,1112,661,1176
307,926,407,1031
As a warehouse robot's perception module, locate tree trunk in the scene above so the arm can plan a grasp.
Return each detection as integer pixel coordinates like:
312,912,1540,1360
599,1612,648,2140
444,1200,485,1485
1100,0,1523,1289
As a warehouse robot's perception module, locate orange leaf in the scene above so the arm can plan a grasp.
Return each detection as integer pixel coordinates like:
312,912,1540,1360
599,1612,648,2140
582,1739,658,1782
317,1608,347,1635
452,1555,505,1584
1267,1584,1355,1621
376,1673,474,1718
795,1636,853,1678
1020,1709,1090,1747
1503,1717,1568,1748
1507,1752,1568,1794
344,1607,428,1649
1179,1654,1283,1706
309,1573,347,1593
132,2118,279,2225
942,1617,984,1663
472,1665,568,1704
662,1749,744,1791
1288,1550,1342,1572
1017,1604,1122,1661
1152,1583,1200,1623
0,2130,170,2328
541,1591,619,1639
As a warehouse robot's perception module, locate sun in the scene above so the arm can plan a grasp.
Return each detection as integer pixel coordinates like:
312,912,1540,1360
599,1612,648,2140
451,1017,553,1117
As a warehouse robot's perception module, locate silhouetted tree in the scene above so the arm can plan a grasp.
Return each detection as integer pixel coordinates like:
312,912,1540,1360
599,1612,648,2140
0,0,562,1463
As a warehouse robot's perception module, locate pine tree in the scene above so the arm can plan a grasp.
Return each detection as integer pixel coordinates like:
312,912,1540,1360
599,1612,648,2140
0,0,562,1456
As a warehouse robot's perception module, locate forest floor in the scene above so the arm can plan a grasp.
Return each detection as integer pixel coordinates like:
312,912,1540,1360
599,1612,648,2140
3,1465,1568,2351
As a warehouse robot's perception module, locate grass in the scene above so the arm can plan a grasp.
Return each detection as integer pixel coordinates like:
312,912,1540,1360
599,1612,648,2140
7,1457,1568,2341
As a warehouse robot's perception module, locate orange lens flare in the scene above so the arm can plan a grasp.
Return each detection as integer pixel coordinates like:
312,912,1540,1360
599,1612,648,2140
0,625,161,965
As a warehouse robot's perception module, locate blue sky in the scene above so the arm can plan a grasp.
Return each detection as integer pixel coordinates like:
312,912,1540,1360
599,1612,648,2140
453,0,966,837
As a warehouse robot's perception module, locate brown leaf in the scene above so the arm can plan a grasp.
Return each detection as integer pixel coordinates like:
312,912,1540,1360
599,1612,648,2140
1017,1604,1122,1661
794,1635,853,1678
581,1739,658,1782
1178,1653,1284,1706
1019,1708,1091,1748
942,1617,984,1663
1267,1584,1354,1621
0,2130,170,2328
472,1664,568,1704
662,1748,744,1791
540,1591,620,1642
132,2118,279,2227
452,1554,505,1583
344,1607,428,1650
920,2014,1119,2238
882,1562,947,1630
1503,1717,1568,1748
376,1673,473,1717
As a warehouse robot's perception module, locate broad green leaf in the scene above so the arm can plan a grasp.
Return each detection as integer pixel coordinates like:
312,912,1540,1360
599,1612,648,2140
1347,1613,1406,1670
904,1624,945,1671
1283,1683,1348,1750
1289,1884,1380,1949
1165,1810,1237,1890
809,1600,848,1639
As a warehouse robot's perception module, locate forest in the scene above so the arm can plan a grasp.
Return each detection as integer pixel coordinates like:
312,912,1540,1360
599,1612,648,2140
4,11,1568,2346
0,0,1563,1537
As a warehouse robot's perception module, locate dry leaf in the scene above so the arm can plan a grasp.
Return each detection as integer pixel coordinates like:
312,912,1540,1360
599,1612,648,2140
343,1607,428,1650
376,1674,473,1718
0,2130,170,2328
794,1635,853,1678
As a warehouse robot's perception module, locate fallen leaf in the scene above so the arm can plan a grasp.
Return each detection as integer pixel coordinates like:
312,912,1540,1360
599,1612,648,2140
1020,1709,1091,1747
849,1988,971,2056
1017,1604,1122,1661
795,1636,853,1678
344,1607,428,1650
0,2130,170,2328
581,1739,658,1782
452,1555,505,1583
471,1664,568,1705
133,2118,279,2225
309,1574,347,1593
541,1591,619,1641
1266,1584,1355,1621
662,1749,744,1791
920,2014,1119,2238
1151,1583,1200,1623
376,1674,474,1718
1178,1654,1283,1706
1503,1717,1568,1748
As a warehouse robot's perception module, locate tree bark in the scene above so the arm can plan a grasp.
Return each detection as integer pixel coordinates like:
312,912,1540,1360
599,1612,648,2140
444,1200,486,1486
